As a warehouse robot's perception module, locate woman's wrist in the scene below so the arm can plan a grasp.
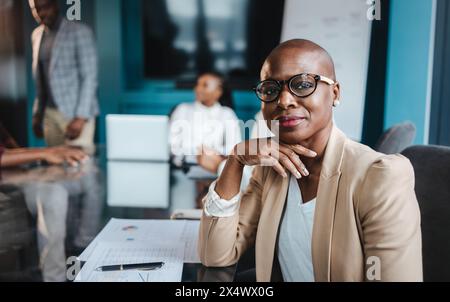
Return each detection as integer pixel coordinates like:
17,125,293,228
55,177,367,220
230,144,246,167
228,154,245,170
215,155,245,200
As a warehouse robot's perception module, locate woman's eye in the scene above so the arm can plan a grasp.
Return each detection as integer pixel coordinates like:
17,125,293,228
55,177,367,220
296,81,314,89
262,87,278,95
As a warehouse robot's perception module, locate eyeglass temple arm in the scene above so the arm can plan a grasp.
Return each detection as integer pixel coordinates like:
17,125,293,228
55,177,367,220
318,75,336,85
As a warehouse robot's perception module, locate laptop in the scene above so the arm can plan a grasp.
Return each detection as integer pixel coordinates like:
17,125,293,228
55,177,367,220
106,114,170,161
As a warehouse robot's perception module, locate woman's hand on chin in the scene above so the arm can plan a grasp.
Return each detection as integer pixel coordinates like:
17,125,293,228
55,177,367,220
230,138,317,179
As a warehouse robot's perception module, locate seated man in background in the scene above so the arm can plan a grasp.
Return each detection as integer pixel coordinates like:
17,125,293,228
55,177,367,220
0,121,87,282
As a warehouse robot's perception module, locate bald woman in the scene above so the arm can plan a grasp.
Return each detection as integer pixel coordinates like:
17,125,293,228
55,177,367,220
198,39,422,282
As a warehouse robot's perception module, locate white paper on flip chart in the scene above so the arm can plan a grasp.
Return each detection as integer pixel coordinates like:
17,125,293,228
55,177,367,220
75,241,184,282
78,219,200,263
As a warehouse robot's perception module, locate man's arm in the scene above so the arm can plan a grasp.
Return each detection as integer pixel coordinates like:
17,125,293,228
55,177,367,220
74,24,98,119
65,25,98,140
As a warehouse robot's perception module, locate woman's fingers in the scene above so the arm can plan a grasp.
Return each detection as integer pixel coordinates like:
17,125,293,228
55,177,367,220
278,153,303,179
62,149,87,167
280,145,309,178
264,156,287,178
65,157,78,167
232,139,315,179
270,142,308,177
288,144,317,158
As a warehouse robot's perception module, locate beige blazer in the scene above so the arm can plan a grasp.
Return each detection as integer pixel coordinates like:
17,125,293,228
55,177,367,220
199,126,423,282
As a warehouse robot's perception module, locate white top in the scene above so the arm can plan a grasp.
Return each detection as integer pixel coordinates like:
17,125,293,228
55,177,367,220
169,102,242,157
203,175,316,282
203,181,241,218
278,175,316,282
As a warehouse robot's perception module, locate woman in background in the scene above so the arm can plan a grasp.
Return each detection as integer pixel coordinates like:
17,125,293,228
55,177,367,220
170,72,241,159
170,72,242,207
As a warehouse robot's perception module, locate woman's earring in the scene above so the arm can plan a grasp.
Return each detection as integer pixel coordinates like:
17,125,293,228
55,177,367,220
333,100,341,107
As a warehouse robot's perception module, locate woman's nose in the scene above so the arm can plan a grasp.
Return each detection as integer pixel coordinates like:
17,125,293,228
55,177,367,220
277,87,298,109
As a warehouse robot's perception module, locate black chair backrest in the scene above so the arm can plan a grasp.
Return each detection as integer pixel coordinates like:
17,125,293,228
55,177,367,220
402,145,450,282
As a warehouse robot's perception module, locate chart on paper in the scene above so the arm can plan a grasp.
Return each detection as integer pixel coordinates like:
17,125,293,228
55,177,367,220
78,219,200,263
76,241,184,282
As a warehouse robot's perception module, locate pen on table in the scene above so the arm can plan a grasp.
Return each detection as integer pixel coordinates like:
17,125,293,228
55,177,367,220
95,262,164,272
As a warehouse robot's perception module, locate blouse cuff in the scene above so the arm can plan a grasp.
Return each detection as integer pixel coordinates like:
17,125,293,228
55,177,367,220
203,181,240,218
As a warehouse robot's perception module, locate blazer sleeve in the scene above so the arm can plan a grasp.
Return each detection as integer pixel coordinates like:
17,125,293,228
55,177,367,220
74,24,98,119
356,154,423,281
198,166,265,267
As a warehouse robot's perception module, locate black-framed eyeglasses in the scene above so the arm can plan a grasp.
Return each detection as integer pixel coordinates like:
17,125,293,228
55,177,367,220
253,73,336,103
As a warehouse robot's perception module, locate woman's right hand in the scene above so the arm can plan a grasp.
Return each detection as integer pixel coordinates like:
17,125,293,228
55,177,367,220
231,138,317,179
43,146,88,167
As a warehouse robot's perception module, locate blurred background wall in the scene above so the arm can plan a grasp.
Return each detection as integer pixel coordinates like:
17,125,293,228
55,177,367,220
0,0,448,148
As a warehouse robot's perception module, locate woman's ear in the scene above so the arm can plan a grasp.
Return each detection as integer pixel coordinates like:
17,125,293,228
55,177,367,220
332,82,341,107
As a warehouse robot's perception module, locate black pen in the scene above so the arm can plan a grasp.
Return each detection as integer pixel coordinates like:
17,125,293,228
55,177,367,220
95,262,164,272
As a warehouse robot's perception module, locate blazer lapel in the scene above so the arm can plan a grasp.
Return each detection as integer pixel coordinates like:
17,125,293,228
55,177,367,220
49,19,68,74
256,171,289,282
312,126,346,281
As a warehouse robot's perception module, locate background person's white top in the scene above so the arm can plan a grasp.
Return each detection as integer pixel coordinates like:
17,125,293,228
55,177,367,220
278,175,316,282
169,101,242,156
204,175,316,282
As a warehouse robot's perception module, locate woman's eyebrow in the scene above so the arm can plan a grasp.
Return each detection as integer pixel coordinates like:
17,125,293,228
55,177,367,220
262,77,277,81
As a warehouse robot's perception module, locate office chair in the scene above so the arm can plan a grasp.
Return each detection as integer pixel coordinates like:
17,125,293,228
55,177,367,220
402,145,450,282
375,122,416,154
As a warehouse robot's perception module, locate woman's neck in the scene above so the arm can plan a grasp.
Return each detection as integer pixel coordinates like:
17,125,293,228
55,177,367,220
198,100,218,108
299,121,333,175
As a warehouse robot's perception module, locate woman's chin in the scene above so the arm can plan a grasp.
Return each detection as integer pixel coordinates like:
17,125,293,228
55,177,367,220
278,128,312,145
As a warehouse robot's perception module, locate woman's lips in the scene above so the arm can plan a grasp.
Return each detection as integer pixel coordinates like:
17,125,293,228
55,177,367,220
277,116,306,128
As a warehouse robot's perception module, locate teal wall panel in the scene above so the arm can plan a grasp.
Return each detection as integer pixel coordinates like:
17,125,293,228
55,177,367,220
384,0,436,144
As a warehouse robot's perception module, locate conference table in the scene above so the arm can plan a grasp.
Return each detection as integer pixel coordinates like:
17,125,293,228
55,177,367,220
0,146,236,282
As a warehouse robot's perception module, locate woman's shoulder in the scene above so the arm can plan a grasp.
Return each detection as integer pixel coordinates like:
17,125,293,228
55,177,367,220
175,102,195,111
171,103,194,117
345,139,412,167
343,139,415,188
220,106,239,119
344,140,418,221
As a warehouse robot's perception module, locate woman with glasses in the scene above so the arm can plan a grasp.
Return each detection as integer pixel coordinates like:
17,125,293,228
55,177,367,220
198,39,422,282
